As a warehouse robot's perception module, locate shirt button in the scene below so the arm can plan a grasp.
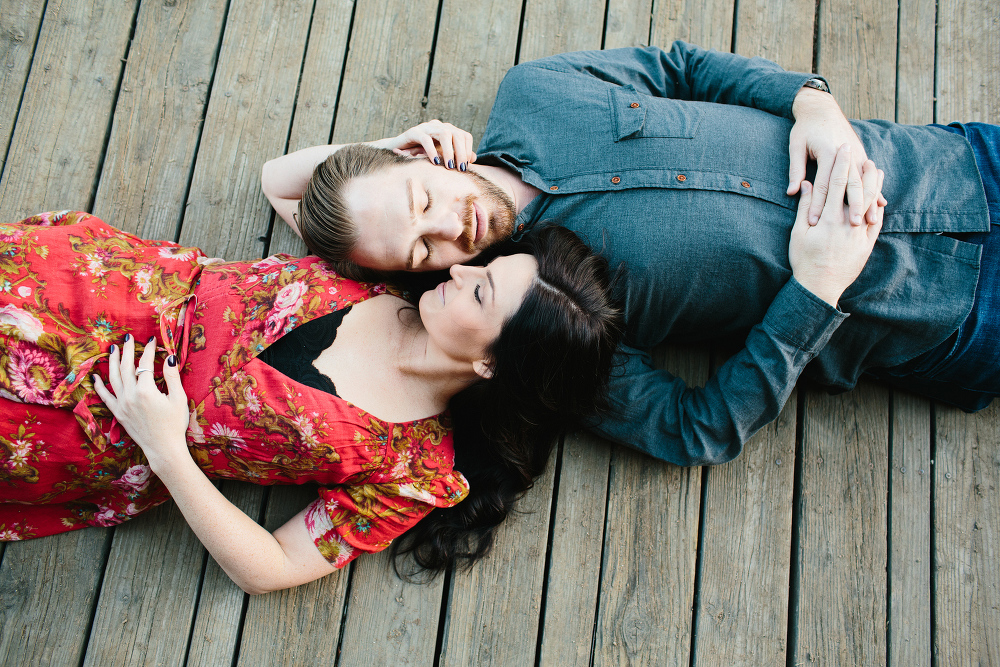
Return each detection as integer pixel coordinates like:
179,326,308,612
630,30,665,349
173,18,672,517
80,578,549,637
611,176,621,184
549,185,559,191
629,102,640,108
741,180,751,188
517,223,525,231
677,174,687,182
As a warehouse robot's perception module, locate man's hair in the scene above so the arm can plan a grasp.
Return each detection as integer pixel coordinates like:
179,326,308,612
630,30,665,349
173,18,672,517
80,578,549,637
297,143,412,283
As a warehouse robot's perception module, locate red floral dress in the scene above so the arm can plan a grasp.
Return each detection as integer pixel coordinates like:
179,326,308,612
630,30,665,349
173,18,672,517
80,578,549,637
0,212,468,568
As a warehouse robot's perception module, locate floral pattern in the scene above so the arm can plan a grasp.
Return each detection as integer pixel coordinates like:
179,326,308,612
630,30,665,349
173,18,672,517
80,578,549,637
0,213,469,567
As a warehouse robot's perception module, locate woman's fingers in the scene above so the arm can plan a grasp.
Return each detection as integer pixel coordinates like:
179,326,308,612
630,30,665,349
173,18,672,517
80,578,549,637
162,352,188,409
136,336,156,381
107,342,123,396
92,373,116,409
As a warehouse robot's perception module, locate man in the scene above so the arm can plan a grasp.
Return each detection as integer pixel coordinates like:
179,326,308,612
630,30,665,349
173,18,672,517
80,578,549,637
262,42,996,465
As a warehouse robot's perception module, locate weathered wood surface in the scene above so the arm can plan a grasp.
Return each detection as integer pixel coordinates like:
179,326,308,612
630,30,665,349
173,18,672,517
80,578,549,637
1,0,998,665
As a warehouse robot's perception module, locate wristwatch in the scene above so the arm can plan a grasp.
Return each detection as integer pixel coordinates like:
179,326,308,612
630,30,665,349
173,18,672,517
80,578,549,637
802,77,831,94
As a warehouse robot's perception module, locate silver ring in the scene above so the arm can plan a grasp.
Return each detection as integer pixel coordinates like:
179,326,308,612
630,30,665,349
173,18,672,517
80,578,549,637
135,368,154,377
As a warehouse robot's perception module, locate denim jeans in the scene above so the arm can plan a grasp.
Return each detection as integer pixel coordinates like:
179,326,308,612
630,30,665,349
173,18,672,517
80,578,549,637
877,122,1000,410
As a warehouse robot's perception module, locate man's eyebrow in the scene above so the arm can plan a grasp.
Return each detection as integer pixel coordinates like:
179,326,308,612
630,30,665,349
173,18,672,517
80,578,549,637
486,269,495,304
405,178,416,270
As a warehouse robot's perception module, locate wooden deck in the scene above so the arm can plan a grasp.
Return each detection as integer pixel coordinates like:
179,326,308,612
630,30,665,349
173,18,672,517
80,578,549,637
1,0,998,664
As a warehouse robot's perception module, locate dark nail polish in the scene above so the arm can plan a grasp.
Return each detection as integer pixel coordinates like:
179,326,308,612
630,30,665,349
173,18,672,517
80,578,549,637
167,355,177,367
92,374,99,383
109,344,116,354
148,335,155,344
460,162,468,172
433,157,441,166
447,159,455,169
123,333,131,342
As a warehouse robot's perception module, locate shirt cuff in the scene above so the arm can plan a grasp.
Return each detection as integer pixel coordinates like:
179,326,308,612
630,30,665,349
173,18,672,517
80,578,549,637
762,276,847,355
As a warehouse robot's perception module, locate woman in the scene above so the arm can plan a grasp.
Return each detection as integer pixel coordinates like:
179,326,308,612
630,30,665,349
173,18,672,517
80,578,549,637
0,211,621,593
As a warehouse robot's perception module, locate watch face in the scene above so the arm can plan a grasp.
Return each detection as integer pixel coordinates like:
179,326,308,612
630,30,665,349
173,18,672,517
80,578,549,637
805,78,830,93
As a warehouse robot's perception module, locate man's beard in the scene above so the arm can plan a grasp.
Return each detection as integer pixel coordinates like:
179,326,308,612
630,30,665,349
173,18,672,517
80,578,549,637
458,169,517,254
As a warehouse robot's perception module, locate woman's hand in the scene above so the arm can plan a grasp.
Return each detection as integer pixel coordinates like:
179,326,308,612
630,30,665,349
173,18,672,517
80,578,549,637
93,335,189,473
374,120,477,170
789,144,884,307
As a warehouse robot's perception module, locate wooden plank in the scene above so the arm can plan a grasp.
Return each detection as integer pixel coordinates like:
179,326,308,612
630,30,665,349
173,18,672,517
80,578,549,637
0,0,46,173
330,0,439,145
537,433,611,667
895,0,936,124
933,405,1000,666
0,0,139,222
422,0,522,142
605,0,654,49
591,344,705,666
0,529,110,665
693,397,797,665
237,485,350,666
935,0,1000,122
815,0,898,119
439,448,558,667
650,0,735,51
889,392,932,666
185,482,264,667
177,0,313,260
267,0,354,257
888,5,935,662
337,551,445,665
91,0,228,239
519,0,605,63
794,383,890,665
82,503,205,666
932,9,999,663
733,0,814,71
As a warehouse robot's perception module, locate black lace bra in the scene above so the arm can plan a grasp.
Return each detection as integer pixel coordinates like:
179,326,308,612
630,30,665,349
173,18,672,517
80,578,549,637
257,307,351,397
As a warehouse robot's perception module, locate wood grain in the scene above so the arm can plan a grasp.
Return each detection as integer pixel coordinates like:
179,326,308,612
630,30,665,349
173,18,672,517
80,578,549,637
237,485,350,666
267,0,355,257
794,382,890,665
734,0,814,71
91,0,227,239
423,0,522,141
933,405,1000,666
177,0,312,260
82,503,205,667
650,0,735,51
0,0,46,173
0,529,110,666
605,0,654,49
439,448,558,667
519,0,606,63
0,0,139,222
935,0,1000,122
537,433,612,667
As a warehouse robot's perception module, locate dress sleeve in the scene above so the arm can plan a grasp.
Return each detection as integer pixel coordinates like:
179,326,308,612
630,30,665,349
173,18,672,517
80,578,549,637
303,470,469,568
591,278,847,466
522,40,821,120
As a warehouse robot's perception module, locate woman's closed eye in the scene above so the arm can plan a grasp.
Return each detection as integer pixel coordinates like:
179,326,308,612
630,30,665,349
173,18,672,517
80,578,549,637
474,284,482,305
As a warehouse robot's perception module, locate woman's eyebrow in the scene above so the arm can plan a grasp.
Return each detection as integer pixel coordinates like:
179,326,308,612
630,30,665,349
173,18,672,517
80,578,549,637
487,269,495,304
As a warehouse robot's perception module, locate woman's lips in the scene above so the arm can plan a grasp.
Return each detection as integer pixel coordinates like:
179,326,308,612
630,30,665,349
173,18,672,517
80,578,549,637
437,281,446,304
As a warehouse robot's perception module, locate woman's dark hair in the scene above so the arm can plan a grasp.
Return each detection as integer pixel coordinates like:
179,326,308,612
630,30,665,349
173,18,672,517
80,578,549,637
390,225,623,577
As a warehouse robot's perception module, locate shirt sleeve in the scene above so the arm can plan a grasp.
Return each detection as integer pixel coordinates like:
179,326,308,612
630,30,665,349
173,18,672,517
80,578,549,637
303,471,470,568
522,40,822,120
591,278,847,466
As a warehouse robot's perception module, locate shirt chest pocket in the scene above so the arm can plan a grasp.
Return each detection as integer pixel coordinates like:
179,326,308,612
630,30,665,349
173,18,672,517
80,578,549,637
610,85,702,141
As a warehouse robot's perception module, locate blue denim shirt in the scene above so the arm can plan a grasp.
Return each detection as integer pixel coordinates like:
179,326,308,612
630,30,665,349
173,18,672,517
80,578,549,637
478,42,990,465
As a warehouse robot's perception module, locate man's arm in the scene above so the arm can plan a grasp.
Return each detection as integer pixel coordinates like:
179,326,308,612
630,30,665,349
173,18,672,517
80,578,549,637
596,150,884,464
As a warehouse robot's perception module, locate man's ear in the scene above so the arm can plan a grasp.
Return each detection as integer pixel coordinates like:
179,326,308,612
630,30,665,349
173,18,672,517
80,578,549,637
473,359,494,380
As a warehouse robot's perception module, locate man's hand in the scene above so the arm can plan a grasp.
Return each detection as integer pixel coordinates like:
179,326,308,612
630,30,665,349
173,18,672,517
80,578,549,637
789,145,884,307
376,120,477,171
787,87,887,227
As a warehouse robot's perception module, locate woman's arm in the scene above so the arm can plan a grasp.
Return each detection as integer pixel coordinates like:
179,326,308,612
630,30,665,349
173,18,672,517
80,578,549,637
261,121,477,237
93,336,335,594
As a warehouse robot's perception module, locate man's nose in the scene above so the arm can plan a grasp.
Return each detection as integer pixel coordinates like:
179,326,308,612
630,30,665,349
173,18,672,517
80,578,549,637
425,210,464,240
